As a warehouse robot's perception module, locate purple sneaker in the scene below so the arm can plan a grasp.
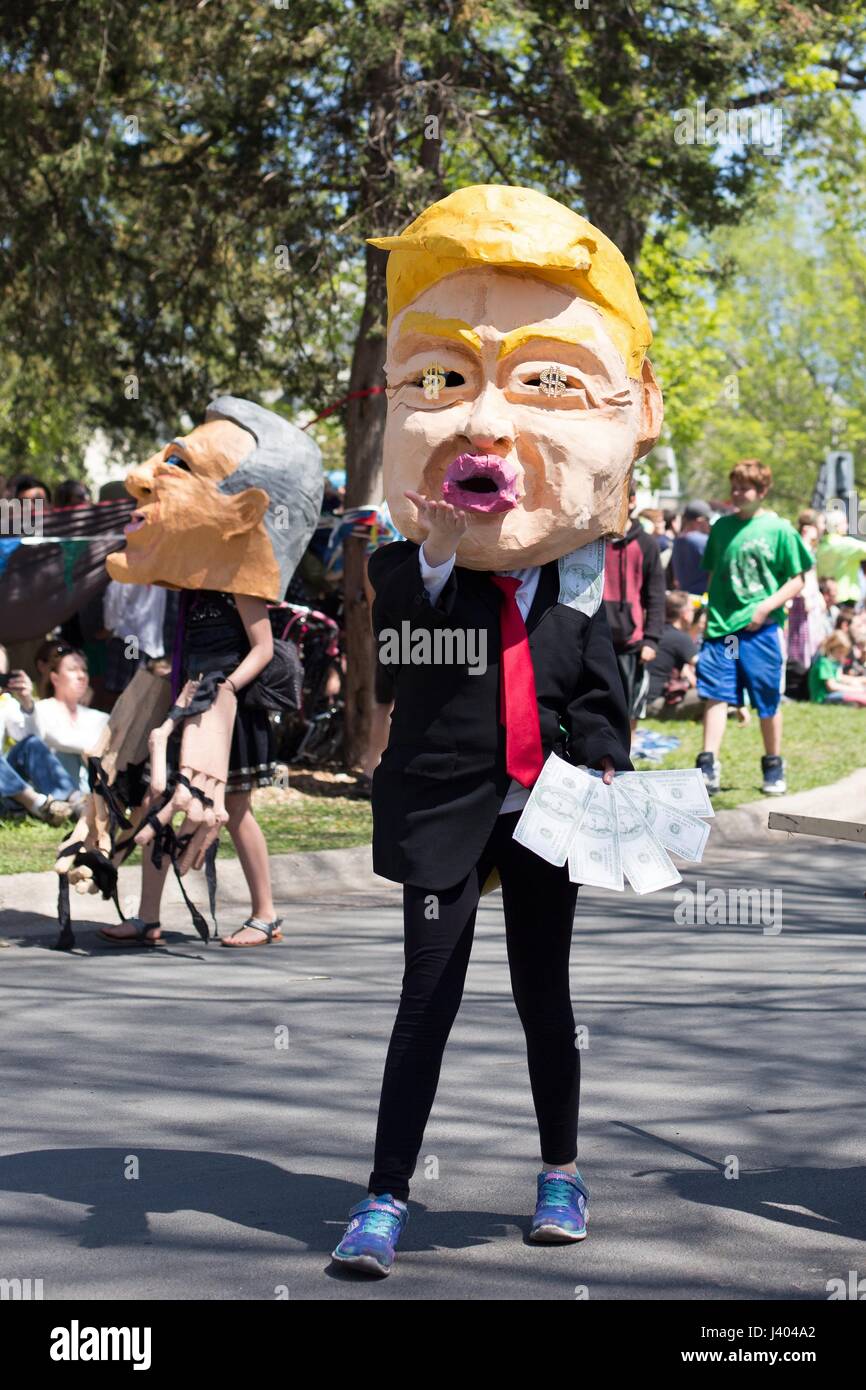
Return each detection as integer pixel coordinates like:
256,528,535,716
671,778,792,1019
529,1169,589,1243
331,1193,408,1276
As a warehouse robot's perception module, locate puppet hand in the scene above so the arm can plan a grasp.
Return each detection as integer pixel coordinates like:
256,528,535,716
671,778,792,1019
55,792,112,894
136,683,236,855
404,490,468,565
55,808,91,878
175,778,229,875
134,768,193,848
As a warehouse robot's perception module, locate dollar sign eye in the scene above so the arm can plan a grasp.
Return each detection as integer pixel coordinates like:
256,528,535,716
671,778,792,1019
418,366,465,398
422,364,446,399
538,366,568,396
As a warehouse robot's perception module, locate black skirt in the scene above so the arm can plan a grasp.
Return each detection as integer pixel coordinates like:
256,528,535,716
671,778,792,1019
166,589,279,795
223,694,277,795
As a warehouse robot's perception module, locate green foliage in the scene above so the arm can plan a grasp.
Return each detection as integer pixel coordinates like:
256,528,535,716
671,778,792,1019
639,225,733,459
664,153,866,512
0,0,864,486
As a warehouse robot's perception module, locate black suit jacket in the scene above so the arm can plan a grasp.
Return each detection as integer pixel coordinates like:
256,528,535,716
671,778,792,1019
368,540,632,888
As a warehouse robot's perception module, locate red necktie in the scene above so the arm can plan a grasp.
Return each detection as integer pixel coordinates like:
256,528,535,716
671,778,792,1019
490,575,544,788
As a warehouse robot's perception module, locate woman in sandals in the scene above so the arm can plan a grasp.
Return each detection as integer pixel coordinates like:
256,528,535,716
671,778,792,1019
99,587,283,947
96,396,323,948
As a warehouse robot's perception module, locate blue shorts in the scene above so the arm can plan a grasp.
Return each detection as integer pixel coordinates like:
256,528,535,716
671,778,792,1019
696,625,785,718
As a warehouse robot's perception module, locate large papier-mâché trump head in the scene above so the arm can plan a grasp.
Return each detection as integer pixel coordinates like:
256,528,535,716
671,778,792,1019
106,396,324,600
368,185,663,570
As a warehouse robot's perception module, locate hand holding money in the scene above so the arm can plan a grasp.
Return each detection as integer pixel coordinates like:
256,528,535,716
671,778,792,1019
513,753,713,895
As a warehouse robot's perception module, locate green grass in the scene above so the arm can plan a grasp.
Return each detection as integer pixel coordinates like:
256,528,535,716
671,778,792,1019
635,702,866,810
0,793,373,877
0,701,859,874
249,795,372,856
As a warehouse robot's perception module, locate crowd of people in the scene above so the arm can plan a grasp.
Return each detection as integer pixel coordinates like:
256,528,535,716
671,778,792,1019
0,471,94,508
0,466,348,831
2,457,864,829
607,457,866,797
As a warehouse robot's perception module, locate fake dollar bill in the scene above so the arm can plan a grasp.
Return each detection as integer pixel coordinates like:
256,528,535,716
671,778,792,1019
512,754,597,866
567,775,624,891
615,777,710,864
513,753,713,894
618,768,715,819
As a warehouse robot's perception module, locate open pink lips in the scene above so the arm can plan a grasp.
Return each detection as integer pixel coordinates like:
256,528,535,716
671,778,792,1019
124,505,157,536
441,453,522,514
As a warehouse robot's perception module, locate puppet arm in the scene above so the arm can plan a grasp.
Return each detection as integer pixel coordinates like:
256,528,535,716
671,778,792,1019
566,604,634,773
135,681,236,863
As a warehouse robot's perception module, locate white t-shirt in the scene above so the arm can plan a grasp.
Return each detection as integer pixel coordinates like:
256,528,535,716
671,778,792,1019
103,581,166,658
0,692,32,751
30,699,110,794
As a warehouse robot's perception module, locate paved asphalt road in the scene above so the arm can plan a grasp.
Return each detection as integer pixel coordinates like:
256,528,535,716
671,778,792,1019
1,834,865,1301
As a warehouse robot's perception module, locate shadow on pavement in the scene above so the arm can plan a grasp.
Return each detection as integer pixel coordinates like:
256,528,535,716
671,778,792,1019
0,1148,532,1258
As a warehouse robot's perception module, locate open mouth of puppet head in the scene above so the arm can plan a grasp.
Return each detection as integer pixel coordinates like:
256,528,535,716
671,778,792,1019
124,504,159,536
441,453,522,515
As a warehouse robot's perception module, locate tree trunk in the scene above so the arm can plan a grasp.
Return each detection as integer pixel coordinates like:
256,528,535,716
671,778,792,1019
340,17,453,767
342,241,388,769
341,29,400,768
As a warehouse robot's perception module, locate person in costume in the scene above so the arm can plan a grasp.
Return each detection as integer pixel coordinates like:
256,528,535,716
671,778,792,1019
79,396,323,947
331,185,663,1275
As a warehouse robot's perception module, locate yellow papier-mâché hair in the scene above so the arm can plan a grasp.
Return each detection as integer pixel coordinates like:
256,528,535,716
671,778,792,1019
367,184,652,380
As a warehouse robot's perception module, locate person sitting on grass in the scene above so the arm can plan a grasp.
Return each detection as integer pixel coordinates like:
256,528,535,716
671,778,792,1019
28,645,110,796
808,632,866,707
0,644,80,825
845,615,866,677
645,590,701,719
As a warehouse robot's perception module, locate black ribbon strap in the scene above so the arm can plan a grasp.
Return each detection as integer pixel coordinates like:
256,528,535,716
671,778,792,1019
165,671,227,726
54,876,75,952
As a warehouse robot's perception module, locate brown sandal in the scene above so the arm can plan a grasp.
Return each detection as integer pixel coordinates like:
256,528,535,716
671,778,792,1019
98,918,162,947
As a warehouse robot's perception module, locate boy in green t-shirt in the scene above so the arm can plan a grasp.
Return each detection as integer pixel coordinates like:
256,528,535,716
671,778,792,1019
695,460,813,795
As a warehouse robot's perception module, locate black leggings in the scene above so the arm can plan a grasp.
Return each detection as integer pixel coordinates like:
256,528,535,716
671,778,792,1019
368,811,581,1201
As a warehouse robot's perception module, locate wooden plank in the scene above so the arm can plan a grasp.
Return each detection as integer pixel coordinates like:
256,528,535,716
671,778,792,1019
768,812,866,845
